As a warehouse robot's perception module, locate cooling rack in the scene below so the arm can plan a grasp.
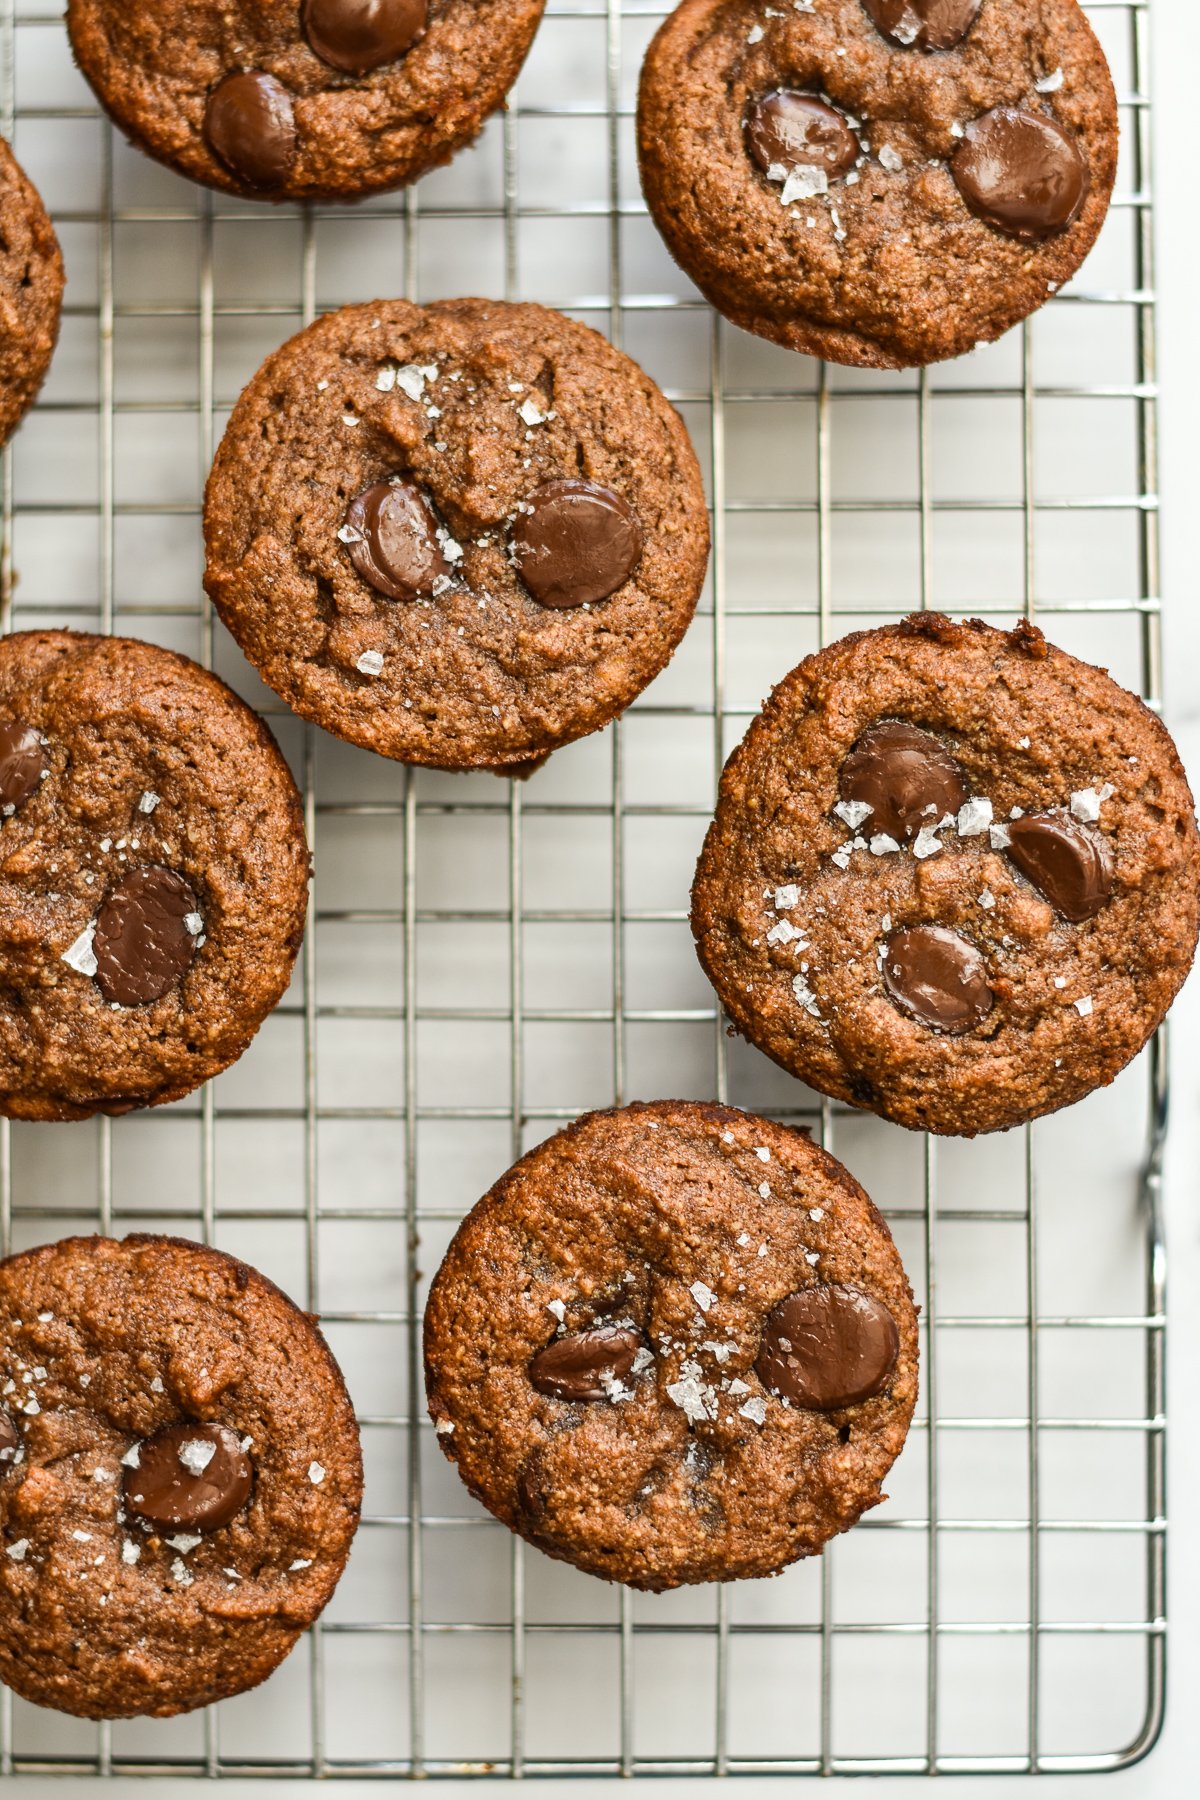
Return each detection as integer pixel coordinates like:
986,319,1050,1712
0,0,1167,1779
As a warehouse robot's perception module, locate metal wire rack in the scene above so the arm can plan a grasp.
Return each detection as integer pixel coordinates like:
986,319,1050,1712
0,0,1166,1779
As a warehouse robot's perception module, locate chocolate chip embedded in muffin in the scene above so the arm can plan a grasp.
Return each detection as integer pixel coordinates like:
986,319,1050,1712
0,137,63,447
67,0,546,203
1006,810,1113,921
342,479,450,602
862,0,981,52
123,1422,253,1530
691,615,1200,1136
302,0,428,76
0,630,309,1121
203,70,298,191
637,0,1118,368
425,1100,918,1590
0,1234,362,1719
755,1285,900,1411
204,299,709,774
951,106,1088,241
511,480,645,610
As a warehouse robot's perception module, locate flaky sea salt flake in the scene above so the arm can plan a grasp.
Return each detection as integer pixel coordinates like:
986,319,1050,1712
356,650,385,677
781,165,829,206
178,1440,216,1477
739,1396,768,1425
62,922,98,978
690,1280,717,1314
957,797,993,837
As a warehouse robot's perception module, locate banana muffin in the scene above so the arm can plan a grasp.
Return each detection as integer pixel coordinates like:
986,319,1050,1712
0,631,309,1120
637,0,1118,367
0,136,63,445
205,299,710,774
425,1100,918,1589
0,1234,361,1718
691,614,1200,1135
68,0,545,202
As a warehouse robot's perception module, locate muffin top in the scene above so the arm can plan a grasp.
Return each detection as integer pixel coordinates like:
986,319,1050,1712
68,0,546,201
0,135,63,445
0,1235,361,1719
425,1100,918,1590
637,0,1118,366
692,614,1200,1135
205,299,709,772
0,631,309,1120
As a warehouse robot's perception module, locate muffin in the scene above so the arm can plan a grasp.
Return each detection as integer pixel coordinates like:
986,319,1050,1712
637,0,1118,367
0,136,64,446
0,1233,362,1719
204,299,710,774
424,1100,918,1590
68,0,546,202
691,613,1200,1136
0,631,309,1120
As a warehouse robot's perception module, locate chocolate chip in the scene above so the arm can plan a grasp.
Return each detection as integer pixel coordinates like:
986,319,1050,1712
529,1325,643,1401
755,1286,899,1411
861,0,981,52
204,71,298,191
0,722,48,812
93,866,201,1008
511,480,643,610
951,107,1088,242
745,91,860,181
0,1407,19,1459
883,924,993,1033
122,1422,252,1532
343,480,450,602
839,721,968,842
303,0,427,75
1006,812,1113,921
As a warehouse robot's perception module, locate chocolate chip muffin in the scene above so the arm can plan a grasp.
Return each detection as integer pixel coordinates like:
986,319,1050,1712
0,1233,361,1719
204,299,710,774
0,136,64,446
0,631,309,1121
637,0,1118,368
691,615,1200,1137
424,1100,918,1590
68,0,545,203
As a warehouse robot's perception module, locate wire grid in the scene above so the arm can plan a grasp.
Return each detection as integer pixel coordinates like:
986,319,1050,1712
0,0,1167,1779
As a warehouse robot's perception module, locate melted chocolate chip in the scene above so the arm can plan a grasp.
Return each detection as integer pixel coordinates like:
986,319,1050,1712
839,721,968,842
303,0,427,74
951,107,1088,242
511,480,643,610
204,71,298,191
343,480,450,602
745,91,860,180
529,1325,643,1401
0,722,48,812
0,1407,19,1459
861,0,981,52
883,924,994,1033
755,1286,899,1411
122,1422,252,1532
1006,812,1113,921
93,866,201,1008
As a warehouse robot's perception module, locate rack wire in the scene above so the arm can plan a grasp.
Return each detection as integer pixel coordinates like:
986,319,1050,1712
0,0,1167,1779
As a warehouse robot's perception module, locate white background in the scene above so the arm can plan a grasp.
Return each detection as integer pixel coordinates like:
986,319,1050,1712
6,0,1200,1793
